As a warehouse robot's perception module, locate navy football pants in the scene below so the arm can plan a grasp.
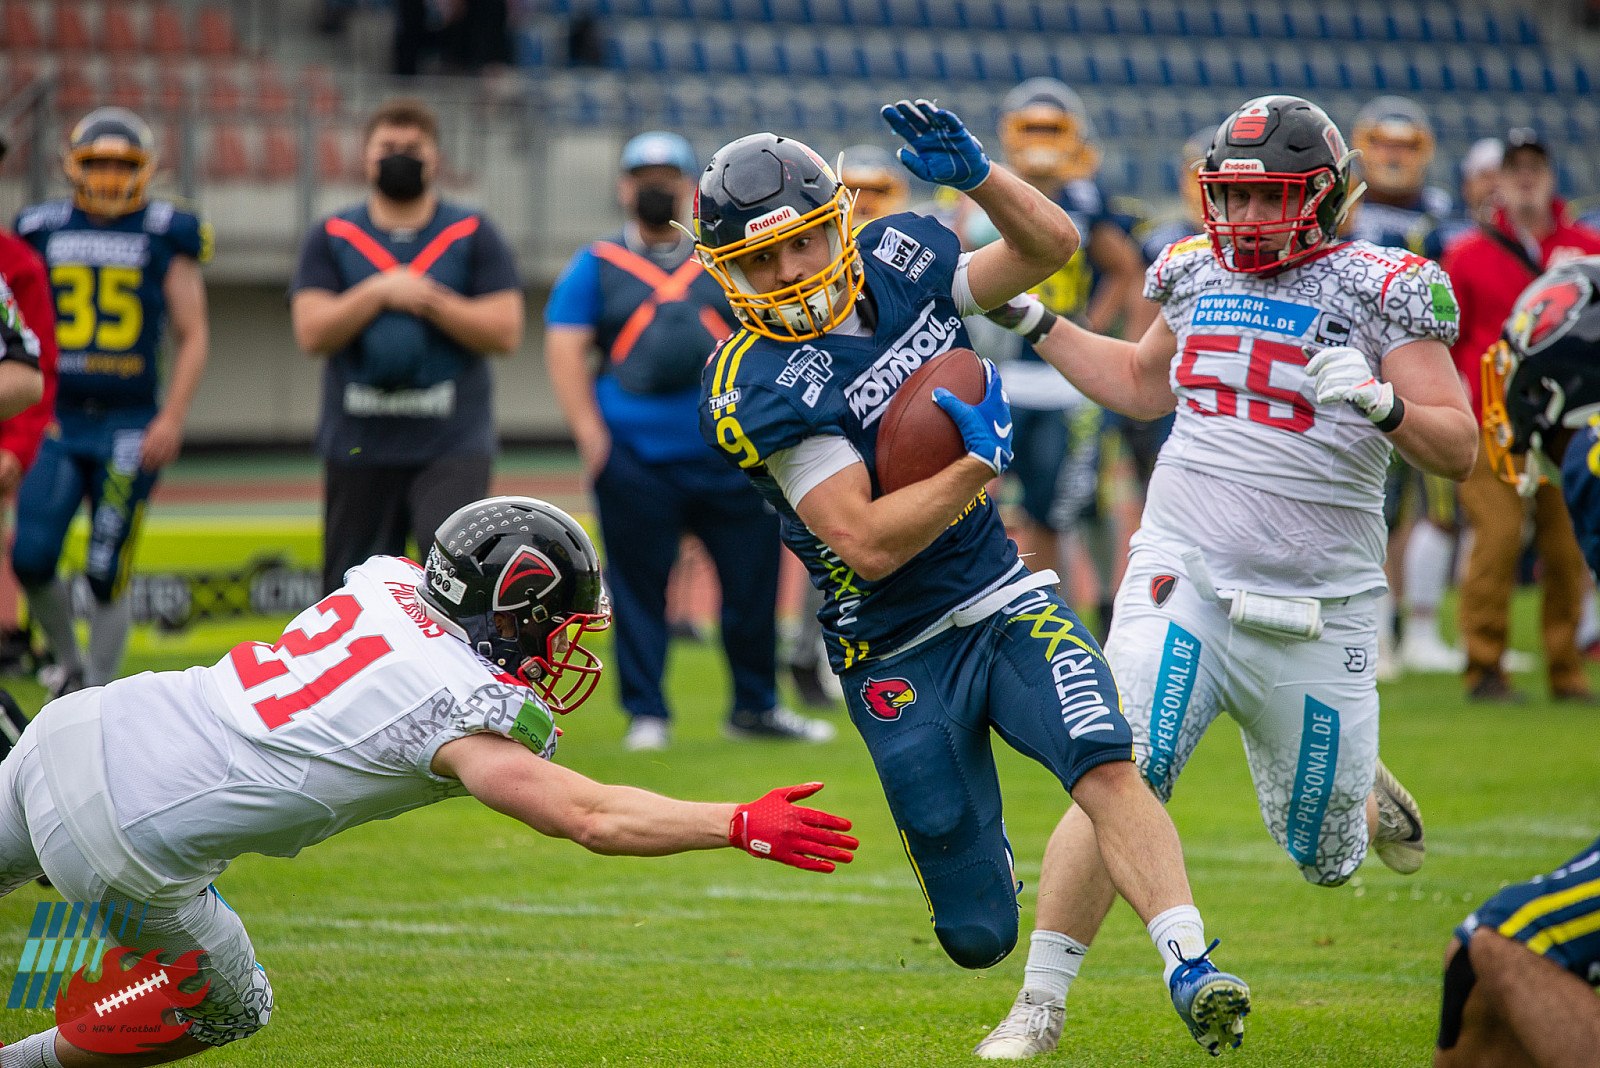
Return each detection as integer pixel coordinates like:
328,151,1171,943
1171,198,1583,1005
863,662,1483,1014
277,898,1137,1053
593,442,779,721
841,586,1134,970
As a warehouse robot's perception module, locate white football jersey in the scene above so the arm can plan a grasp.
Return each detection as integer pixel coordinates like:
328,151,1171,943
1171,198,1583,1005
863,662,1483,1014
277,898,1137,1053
1136,236,1460,596
1145,235,1459,512
92,556,556,882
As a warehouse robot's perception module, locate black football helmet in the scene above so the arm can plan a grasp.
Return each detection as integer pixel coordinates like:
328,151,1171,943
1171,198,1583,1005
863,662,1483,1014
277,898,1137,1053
419,496,610,713
1199,95,1363,274
65,106,156,217
693,132,862,341
1481,257,1600,496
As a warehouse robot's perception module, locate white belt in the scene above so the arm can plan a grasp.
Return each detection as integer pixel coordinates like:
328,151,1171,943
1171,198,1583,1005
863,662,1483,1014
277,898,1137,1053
37,689,224,906
876,567,1061,662
1181,547,1324,641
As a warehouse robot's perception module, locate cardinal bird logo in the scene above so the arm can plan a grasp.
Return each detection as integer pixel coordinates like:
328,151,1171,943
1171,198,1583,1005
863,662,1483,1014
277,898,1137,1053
1510,276,1590,355
56,948,209,1054
861,677,917,721
495,546,561,610
1151,573,1177,607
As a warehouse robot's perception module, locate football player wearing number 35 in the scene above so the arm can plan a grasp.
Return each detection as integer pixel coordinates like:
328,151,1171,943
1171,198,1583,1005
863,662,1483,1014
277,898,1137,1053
0,497,858,1068
978,95,1478,1059
695,101,1250,1059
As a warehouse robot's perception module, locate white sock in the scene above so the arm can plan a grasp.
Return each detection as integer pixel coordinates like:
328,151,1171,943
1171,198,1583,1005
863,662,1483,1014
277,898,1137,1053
0,1027,63,1068
1403,522,1455,615
1022,929,1088,1002
27,580,81,675
1147,905,1207,984
86,597,132,687
1581,593,1600,649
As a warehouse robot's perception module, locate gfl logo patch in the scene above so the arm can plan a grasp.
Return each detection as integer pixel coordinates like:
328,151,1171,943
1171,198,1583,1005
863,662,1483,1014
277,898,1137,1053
861,677,916,720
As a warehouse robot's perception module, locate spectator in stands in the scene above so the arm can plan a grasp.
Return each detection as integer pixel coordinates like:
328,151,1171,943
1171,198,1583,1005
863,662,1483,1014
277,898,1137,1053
0,133,58,673
1442,129,1600,702
395,0,512,76
12,108,209,696
1459,138,1504,229
290,97,524,595
544,132,831,751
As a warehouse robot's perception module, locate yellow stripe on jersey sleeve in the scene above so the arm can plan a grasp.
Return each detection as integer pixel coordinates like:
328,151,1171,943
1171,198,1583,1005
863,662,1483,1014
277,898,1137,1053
1523,907,1600,958
1496,877,1600,944
711,329,754,397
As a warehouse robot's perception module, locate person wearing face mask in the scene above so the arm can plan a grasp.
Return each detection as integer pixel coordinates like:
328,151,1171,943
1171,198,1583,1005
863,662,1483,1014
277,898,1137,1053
544,132,831,751
290,97,524,597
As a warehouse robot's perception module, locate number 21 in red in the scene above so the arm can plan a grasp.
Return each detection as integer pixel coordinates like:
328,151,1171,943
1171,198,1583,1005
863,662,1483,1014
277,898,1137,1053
228,594,393,729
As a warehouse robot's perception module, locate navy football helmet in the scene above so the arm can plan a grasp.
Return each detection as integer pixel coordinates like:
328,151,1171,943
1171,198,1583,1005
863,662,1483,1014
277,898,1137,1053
837,143,907,223
419,497,610,712
1351,96,1435,198
1199,95,1363,274
65,106,156,217
693,132,863,342
1481,257,1600,495
998,77,1101,183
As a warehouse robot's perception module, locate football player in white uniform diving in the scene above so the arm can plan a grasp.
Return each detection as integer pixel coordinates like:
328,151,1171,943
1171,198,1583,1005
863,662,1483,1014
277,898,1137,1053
974,95,1478,1059
0,497,858,1068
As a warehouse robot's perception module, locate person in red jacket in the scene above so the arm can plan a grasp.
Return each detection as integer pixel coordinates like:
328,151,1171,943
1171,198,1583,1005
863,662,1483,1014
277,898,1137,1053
1442,129,1600,703
0,132,59,670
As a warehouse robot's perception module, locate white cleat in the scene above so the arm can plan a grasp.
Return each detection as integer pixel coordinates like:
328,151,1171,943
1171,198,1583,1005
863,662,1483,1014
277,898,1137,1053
622,717,670,752
1372,759,1425,875
973,988,1064,1060
1501,648,1538,674
1399,628,1466,674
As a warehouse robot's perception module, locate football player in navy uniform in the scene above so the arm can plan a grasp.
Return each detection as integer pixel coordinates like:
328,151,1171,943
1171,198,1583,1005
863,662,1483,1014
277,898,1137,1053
1348,96,1470,677
1447,257,1600,1067
962,79,1153,635
694,102,1252,1057
12,107,211,695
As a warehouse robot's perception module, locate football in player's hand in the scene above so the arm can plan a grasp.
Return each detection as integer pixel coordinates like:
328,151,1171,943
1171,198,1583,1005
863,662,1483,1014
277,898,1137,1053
875,347,987,494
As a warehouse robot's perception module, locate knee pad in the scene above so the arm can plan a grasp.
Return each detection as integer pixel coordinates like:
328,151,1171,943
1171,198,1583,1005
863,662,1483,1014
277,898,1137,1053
923,853,1021,970
12,548,56,590
182,962,273,1046
937,918,1018,971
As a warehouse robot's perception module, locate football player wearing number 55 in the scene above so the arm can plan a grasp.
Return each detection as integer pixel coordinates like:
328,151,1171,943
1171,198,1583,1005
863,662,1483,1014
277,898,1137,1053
0,497,858,1068
12,107,212,699
695,101,1251,1059
978,95,1477,1059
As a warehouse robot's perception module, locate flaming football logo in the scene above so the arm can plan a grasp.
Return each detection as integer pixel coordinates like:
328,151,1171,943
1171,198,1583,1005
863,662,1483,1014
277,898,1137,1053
56,948,209,1054
861,677,916,721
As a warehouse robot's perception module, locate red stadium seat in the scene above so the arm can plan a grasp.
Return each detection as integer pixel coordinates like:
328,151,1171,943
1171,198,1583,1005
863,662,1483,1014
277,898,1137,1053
304,64,341,117
102,2,143,53
5,56,40,96
145,2,187,55
3,2,42,50
194,5,236,56
255,61,292,115
56,64,99,111
206,124,251,179
316,128,345,181
153,65,188,113
202,62,243,112
52,3,94,51
107,60,145,109
261,124,298,180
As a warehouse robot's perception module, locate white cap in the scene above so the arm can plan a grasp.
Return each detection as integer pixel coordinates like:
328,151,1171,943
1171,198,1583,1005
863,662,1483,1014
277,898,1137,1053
1461,137,1504,179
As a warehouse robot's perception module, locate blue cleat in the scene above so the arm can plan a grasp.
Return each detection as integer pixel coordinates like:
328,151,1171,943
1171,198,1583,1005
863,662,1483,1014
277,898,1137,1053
1167,939,1251,1056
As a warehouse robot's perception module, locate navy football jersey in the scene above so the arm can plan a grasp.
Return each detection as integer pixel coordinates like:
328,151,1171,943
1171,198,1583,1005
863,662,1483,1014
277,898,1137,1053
14,198,211,412
1456,833,1600,987
1561,421,1600,579
1345,187,1465,262
700,212,1021,672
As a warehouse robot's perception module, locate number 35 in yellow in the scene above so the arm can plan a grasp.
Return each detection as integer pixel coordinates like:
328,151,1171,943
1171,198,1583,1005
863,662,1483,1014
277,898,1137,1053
50,264,143,352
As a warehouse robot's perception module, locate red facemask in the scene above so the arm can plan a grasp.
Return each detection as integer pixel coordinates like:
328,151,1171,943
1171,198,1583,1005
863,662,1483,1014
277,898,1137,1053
519,605,612,714
1199,169,1338,275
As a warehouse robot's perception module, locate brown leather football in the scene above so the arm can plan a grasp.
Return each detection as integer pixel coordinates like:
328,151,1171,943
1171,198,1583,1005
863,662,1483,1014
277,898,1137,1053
874,347,986,494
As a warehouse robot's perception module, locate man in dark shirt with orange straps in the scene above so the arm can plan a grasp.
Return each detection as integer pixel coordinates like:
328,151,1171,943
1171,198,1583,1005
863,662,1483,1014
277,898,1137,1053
544,132,830,751
289,97,524,595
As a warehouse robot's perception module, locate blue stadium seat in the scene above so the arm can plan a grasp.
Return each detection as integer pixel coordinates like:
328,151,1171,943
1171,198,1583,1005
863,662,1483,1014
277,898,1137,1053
861,36,905,80
1034,2,1074,34
1199,42,1241,89
1012,39,1053,80
743,29,785,74
847,0,888,26
1125,42,1169,87
768,0,812,23
883,0,929,28
943,45,982,82
784,40,826,77
728,0,773,23
686,0,734,19
997,0,1039,33
1144,3,1184,37
1212,1,1258,41
975,39,1016,83
1299,45,1345,91
1164,42,1205,88
809,0,851,25
1051,42,1095,87
901,36,943,80
964,0,1006,31
613,24,656,72
701,27,747,74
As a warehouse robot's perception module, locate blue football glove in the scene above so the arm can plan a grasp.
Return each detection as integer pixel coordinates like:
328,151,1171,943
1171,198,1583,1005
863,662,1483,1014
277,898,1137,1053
932,358,1014,476
880,98,992,193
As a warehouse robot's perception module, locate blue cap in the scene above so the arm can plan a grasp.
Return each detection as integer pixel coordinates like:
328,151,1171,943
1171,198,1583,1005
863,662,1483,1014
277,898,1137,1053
621,131,696,174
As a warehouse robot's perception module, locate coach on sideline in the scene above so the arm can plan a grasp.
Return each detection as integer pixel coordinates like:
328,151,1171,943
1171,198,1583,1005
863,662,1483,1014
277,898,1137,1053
290,97,524,594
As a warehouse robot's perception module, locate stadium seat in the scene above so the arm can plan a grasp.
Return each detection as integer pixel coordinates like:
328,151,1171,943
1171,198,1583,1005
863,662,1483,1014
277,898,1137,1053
768,0,810,23
816,33,864,79
261,125,299,181
195,5,238,56
255,61,293,115
943,44,982,83
146,2,187,54
102,2,143,53
976,39,1015,83
742,28,784,75
1033,2,1071,34
56,63,99,111
316,128,346,181
108,60,146,110
206,124,252,180
785,39,826,78
2,2,41,50
51,3,94,51
153,64,188,113
304,65,340,117
882,0,927,28
1012,38,1052,80
203,63,245,113
1051,42,1094,87
860,36,904,80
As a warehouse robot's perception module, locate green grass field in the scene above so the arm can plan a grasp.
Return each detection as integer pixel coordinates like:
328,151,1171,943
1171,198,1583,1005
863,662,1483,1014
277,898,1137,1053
1,596,1597,1067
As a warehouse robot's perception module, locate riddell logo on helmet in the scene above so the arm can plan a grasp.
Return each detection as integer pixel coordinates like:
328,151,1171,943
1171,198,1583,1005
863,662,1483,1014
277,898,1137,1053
495,546,561,610
1219,158,1266,173
745,205,799,238
861,677,916,720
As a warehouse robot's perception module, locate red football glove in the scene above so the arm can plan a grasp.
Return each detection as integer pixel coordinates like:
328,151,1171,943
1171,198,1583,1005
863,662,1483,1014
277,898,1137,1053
729,782,859,873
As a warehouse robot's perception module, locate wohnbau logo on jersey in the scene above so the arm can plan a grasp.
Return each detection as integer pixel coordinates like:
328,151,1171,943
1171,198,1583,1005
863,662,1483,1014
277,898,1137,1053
861,677,916,720
844,301,963,426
